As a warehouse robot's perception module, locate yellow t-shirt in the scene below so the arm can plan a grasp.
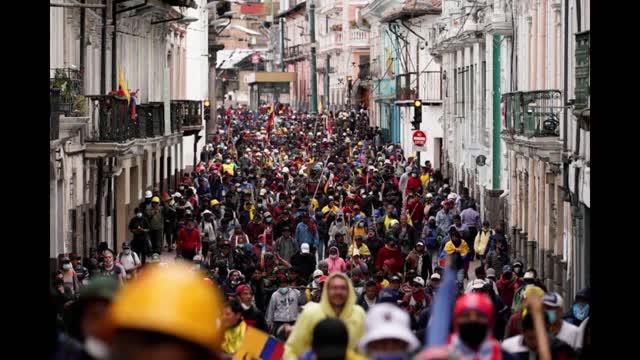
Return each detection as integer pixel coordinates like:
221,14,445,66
222,163,235,176
221,320,247,354
322,205,338,214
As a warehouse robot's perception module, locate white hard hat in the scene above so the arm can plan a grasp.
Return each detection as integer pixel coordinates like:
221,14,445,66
282,167,289,174
145,190,153,199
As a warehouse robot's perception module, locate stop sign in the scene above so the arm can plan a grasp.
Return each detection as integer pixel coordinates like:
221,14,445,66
412,130,427,146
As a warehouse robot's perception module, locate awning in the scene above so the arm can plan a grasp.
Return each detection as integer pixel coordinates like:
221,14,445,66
216,49,267,70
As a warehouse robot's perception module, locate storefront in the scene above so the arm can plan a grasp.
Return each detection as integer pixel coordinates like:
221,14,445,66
246,72,295,110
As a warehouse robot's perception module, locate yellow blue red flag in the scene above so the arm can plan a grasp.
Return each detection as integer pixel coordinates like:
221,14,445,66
232,326,284,360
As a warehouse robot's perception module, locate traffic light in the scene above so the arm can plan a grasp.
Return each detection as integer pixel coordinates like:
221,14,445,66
411,99,422,130
203,100,211,122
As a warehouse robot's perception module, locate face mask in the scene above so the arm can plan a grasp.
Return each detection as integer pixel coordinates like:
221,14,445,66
546,309,558,323
231,279,240,286
278,287,289,295
266,217,273,223
136,213,143,218
330,254,337,259
572,303,589,321
124,249,131,255
62,264,72,271
336,218,342,223
358,222,364,228
458,322,488,349
193,264,201,270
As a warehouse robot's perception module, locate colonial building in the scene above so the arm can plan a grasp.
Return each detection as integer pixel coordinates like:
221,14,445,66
362,0,444,167
50,0,207,271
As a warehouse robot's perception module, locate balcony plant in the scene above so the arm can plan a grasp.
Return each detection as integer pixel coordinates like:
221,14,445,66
330,24,342,32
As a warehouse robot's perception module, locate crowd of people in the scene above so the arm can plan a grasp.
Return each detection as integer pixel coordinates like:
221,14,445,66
50,104,591,360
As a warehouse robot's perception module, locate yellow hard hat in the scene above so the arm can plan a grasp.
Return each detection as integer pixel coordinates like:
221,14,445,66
210,199,220,206
107,263,224,353
151,196,160,203
358,141,363,146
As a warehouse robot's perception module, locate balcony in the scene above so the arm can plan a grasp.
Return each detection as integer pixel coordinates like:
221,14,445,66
171,100,203,136
50,67,84,117
50,88,62,141
85,95,157,142
347,29,369,48
284,44,307,62
318,32,343,53
502,90,562,138
395,72,417,104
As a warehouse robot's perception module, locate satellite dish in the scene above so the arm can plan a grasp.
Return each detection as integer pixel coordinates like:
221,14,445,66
475,155,487,167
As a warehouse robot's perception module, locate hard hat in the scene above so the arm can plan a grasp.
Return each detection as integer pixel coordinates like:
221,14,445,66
282,167,289,174
144,191,153,199
151,196,160,203
107,263,224,353
210,199,220,206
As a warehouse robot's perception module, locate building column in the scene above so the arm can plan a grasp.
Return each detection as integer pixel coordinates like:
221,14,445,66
155,144,161,190
162,145,169,192
146,149,153,190
115,170,128,253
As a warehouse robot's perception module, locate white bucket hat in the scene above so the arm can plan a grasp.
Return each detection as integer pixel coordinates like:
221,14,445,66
358,303,420,353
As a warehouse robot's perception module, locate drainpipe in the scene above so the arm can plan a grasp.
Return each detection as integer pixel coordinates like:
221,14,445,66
562,0,570,201
80,0,86,89
280,18,286,72
309,0,318,115
101,0,107,94
111,0,117,91
492,34,501,190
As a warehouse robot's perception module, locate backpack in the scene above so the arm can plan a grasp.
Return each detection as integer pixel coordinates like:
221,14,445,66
119,252,139,267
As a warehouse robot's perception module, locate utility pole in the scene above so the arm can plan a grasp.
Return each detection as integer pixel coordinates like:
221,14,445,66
279,18,286,72
415,39,420,166
309,0,318,115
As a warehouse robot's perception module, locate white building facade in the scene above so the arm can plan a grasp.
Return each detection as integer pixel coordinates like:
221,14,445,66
50,0,208,271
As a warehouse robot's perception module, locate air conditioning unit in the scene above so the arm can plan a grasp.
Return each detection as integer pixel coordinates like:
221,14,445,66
250,36,257,45
266,15,273,22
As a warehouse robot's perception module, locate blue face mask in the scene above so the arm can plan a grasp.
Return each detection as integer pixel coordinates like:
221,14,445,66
546,309,558,323
572,303,589,321
278,287,289,295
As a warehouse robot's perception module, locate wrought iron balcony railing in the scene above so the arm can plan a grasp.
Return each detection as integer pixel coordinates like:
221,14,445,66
502,90,562,138
86,96,167,142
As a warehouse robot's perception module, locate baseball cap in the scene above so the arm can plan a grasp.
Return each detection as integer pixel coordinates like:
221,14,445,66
312,269,324,279
259,188,267,196
523,271,535,280
301,243,310,254
430,273,441,280
412,277,425,287
486,268,496,278
416,241,424,247
542,292,564,308
390,275,401,283
502,265,513,274
358,303,420,353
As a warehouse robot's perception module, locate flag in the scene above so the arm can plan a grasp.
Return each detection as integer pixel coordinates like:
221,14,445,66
233,326,285,360
118,66,131,104
324,172,335,194
266,103,275,136
425,266,458,347
326,114,333,137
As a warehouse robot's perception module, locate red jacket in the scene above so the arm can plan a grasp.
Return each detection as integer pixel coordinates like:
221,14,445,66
375,245,403,273
406,176,422,193
246,222,266,244
177,227,201,252
497,276,521,308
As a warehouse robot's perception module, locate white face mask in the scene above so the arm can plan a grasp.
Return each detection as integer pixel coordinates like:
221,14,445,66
330,254,337,259
124,249,131,255
62,264,72,271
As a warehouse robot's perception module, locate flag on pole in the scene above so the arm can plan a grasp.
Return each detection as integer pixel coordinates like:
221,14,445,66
232,326,285,360
425,266,458,347
326,114,333,137
118,66,131,104
266,103,275,136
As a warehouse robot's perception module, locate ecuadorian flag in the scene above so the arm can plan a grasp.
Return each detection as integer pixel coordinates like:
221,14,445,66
232,326,284,360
